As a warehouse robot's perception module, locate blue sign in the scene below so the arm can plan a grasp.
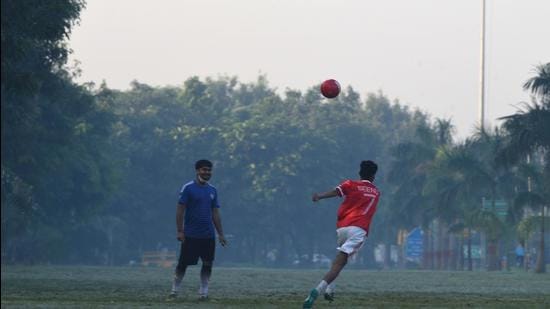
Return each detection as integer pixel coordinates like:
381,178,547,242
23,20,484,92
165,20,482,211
405,227,423,260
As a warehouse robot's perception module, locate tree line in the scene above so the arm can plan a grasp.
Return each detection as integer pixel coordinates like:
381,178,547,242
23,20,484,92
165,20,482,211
2,0,548,272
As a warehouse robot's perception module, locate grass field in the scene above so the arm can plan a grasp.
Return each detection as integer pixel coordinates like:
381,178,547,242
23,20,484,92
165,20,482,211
2,265,549,308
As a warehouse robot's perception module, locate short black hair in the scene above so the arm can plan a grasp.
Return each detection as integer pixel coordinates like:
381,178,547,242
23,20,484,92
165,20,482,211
195,159,213,170
359,160,378,180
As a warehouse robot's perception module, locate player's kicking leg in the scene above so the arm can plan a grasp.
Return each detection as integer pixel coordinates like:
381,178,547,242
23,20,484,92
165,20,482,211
324,282,335,302
303,252,348,308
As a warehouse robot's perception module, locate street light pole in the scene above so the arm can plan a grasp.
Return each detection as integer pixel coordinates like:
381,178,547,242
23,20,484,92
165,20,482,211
479,0,486,133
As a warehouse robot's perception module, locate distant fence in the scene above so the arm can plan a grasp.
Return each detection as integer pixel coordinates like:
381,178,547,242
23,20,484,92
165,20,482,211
141,251,177,268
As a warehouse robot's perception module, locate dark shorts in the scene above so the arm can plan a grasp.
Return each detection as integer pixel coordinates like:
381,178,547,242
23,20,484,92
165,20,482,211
177,237,215,266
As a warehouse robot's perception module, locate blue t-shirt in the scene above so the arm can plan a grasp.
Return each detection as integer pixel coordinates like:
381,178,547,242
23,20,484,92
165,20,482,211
178,180,220,238
515,246,525,257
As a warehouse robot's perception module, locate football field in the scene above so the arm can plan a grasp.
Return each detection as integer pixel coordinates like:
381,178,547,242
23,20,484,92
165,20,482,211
2,265,549,308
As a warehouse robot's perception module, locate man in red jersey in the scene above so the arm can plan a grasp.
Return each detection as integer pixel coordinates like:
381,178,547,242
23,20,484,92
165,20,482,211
303,160,380,309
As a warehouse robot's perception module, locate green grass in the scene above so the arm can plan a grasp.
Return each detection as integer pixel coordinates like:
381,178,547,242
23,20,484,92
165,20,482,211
2,265,549,308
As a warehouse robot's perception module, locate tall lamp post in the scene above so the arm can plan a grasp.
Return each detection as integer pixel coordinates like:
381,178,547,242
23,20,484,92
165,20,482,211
479,0,486,133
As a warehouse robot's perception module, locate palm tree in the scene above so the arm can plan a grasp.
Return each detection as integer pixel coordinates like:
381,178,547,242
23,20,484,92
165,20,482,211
385,135,434,268
523,63,550,103
498,63,550,273
423,148,470,270
385,119,454,270
498,103,550,165
508,161,549,273
425,134,508,271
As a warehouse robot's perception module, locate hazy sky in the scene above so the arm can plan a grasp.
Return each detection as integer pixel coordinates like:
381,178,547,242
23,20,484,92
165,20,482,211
68,0,549,139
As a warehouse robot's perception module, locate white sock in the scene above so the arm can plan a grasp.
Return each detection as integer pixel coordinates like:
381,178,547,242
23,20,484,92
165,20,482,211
171,275,183,293
326,282,335,294
315,280,328,294
199,276,209,295
199,285,209,296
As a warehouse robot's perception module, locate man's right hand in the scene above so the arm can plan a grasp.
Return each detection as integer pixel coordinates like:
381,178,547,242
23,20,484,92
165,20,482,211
312,193,320,202
177,231,185,242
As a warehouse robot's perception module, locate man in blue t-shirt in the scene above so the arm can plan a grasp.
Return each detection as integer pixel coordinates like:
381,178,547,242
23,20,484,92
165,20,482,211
515,243,525,268
169,159,227,300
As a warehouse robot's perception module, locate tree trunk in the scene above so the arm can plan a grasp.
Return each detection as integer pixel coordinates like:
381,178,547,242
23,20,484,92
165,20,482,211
458,233,465,271
535,206,546,273
436,219,444,270
383,226,391,269
467,228,473,271
384,243,391,269
398,229,406,269
251,237,258,264
428,227,435,270
397,244,407,269
448,233,457,270
524,240,530,271
277,236,290,266
487,240,499,271
442,223,450,270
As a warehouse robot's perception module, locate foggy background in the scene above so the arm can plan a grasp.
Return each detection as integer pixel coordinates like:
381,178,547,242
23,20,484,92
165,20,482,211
2,0,549,272
68,0,550,139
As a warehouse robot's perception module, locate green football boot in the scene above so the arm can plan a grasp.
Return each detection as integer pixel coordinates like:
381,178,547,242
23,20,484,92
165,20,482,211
302,288,319,308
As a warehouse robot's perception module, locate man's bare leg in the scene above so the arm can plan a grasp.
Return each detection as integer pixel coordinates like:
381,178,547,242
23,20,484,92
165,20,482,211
323,252,348,284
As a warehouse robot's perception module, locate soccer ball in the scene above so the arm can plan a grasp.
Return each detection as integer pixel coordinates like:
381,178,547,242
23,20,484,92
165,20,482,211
320,79,341,98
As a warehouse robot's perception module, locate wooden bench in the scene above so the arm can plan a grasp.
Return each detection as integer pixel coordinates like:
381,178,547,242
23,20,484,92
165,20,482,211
141,251,177,268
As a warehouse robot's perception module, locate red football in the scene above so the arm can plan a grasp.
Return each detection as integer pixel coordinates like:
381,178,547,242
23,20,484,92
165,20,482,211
320,79,341,98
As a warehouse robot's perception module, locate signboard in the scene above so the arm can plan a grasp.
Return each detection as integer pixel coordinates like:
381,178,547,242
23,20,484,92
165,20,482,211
481,198,508,220
463,245,482,259
405,227,423,261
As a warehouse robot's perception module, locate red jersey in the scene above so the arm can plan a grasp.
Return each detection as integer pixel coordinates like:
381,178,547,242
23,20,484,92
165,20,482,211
335,179,380,233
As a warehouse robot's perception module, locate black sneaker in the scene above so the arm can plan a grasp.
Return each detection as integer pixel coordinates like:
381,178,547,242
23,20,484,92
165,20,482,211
166,292,177,301
198,294,209,301
324,291,335,302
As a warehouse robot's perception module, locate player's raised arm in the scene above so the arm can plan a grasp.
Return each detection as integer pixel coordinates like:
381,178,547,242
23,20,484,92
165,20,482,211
312,189,339,202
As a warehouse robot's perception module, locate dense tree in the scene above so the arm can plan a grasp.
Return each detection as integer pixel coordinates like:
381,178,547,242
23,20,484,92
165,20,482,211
498,63,550,273
1,0,118,263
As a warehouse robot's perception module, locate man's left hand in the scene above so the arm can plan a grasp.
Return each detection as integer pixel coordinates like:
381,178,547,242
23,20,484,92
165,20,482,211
218,235,228,247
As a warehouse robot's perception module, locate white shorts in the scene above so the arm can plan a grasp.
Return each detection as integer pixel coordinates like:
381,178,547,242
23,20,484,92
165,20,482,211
336,226,367,256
